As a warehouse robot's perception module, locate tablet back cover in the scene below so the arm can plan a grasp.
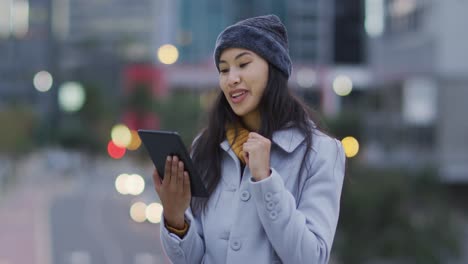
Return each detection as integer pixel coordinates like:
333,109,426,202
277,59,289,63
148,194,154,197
138,130,208,197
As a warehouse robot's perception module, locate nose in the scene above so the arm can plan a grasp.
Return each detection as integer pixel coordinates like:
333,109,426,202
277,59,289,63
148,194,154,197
227,69,241,87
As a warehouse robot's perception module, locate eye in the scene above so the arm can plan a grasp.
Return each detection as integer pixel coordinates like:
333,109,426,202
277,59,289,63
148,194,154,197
239,62,250,68
219,69,229,74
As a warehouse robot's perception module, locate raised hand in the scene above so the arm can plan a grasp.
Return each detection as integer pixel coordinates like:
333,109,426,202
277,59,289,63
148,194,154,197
242,132,272,181
152,155,191,229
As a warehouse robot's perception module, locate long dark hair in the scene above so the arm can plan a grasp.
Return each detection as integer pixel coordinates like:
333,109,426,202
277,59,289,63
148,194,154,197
190,64,323,215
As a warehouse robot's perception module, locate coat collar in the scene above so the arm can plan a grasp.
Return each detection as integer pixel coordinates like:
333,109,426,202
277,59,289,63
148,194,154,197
220,125,306,153
271,127,306,153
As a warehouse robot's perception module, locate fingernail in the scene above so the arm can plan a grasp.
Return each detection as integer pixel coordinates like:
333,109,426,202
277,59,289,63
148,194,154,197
167,156,171,161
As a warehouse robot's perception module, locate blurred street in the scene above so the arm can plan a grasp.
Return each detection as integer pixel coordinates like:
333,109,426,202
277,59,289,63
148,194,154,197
2,0,468,263
0,150,170,264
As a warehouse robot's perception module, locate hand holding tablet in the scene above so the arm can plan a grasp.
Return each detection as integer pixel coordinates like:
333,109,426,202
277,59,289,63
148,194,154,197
138,130,208,198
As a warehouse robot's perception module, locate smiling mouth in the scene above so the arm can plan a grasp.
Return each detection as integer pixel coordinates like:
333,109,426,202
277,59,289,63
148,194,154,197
231,91,247,98
229,90,248,104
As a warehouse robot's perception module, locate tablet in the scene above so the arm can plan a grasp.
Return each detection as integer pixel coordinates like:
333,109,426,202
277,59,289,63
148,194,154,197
138,130,208,197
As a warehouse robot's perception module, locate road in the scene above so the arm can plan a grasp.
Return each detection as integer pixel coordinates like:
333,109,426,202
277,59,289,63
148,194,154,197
0,154,171,264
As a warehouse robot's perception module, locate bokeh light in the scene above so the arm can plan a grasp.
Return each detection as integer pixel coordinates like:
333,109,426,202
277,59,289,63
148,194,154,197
296,68,317,88
58,82,86,112
107,140,126,159
12,0,29,38
365,0,385,37
33,71,53,92
130,202,147,223
111,124,132,148
146,202,163,224
333,75,353,96
127,130,142,151
341,136,360,158
115,173,145,195
115,173,129,195
157,44,179,64
126,174,145,196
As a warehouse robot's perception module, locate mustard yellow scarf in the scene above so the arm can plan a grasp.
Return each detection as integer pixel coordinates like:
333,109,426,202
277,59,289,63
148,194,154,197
226,125,250,164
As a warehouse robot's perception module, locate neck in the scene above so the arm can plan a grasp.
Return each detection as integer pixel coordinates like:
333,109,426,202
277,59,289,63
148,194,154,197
241,110,261,132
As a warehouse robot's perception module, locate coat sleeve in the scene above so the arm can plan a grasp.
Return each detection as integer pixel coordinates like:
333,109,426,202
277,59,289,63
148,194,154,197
249,136,345,264
160,208,205,264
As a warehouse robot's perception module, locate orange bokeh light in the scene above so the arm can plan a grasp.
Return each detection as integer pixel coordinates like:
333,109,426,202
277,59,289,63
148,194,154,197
127,130,142,151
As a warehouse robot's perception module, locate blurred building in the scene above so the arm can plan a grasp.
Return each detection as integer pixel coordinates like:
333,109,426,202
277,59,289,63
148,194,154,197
56,0,177,62
333,0,365,64
173,0,367,116
0,0,177,113
0,0,53,112
365,0,468,181
177,0,342,65
53,0,177,90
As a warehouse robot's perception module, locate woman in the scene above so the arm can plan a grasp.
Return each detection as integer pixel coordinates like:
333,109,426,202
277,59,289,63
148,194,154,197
153,14,346,264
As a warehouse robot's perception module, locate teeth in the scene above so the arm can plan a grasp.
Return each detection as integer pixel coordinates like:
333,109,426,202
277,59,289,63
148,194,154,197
232,91,246,98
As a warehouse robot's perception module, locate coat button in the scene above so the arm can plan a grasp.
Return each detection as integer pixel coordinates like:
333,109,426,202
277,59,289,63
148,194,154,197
264,192,273,202
240,190,251,201
269,211,278,220
266,201,275,211
230,239,242,251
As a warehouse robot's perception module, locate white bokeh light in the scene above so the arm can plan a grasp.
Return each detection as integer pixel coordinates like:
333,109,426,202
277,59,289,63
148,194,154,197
58,82,86,112
126,174,145,196
111,124,132,148
333,75,353,96
365,0,385,37
115,173,129,195
146,203,163,224
33,71,53,92
130,202,147,223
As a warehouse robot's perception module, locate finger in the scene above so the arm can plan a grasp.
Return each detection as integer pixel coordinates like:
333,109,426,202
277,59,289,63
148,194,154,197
153,169,162,193
163,156,171,186
249,132,261,138
178,161,184,192
243,143,253,156
243,151,249,166
183,171,191,196
170,156,179,187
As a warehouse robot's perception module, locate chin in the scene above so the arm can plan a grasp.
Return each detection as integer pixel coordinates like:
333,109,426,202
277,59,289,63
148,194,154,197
229,101,255,118
232,109,246,117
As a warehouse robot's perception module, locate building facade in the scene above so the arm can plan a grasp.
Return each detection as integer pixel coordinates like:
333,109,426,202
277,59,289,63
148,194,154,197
366,0,468,182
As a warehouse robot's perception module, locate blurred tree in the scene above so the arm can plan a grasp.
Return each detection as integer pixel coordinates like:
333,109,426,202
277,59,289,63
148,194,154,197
57,82,112,153
0,105,37,189
334,165,462,264
0,105,36,154
125,82,154,114
157,90,202,146
325,111,362,140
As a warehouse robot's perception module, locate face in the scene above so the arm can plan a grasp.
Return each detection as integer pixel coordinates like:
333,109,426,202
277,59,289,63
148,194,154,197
218,48,269,120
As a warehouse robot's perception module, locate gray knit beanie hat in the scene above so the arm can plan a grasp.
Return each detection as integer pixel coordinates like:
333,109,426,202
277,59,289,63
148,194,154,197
214,14,292,78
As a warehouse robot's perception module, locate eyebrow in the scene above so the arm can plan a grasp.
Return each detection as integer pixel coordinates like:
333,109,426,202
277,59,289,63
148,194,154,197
219,52,252,64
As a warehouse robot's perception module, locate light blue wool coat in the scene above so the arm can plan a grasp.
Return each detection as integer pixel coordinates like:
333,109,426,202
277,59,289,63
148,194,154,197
160,126,346,264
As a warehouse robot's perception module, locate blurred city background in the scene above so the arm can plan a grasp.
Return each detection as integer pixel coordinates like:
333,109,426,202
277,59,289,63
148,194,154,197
0,0,467,263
